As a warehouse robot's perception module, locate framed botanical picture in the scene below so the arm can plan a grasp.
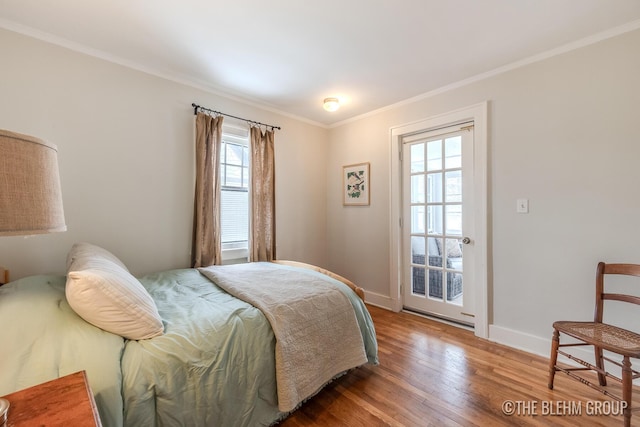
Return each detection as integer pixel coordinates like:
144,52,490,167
343,162,370,206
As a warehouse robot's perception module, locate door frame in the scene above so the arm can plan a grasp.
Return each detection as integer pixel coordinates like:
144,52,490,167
389,102,489,338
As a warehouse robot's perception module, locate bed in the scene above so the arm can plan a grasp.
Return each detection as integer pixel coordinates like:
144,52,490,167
0,243,378,427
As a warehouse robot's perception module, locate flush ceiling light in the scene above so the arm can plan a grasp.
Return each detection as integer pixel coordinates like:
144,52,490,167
323,97,340,112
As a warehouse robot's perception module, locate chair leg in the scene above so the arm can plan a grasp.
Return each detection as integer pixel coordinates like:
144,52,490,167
622,356,632,427
594,345,607,386
548,328,560,389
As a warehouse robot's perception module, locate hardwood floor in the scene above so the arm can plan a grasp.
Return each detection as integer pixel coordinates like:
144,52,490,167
279,305,639,426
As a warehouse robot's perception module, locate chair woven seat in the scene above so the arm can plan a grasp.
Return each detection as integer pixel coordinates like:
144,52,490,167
548,262,640,427
553,321,640,357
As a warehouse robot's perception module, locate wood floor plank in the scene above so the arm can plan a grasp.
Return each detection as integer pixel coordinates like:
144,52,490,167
278,305,639,426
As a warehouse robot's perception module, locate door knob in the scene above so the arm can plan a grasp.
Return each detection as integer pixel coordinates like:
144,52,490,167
462,237,471,244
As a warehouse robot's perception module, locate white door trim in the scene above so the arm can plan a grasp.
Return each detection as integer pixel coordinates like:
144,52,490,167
389,102,489,338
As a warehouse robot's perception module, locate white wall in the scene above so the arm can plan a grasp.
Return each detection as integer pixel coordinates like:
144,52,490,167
326,28,640,354
0,28,329,279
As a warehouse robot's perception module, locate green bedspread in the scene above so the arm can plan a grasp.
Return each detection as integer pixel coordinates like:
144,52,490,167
0,266,378,427
0,275,125,427
122,268,281,426
124,267,378,426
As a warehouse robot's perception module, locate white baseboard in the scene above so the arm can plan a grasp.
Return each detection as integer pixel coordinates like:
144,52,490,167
488,324,599,367
488,324,552,358
363,290,397,311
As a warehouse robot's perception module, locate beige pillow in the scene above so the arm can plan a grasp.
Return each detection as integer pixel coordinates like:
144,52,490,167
65,243,164,340
446,239,463,258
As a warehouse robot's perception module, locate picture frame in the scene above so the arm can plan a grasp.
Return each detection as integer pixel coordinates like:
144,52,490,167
343,162,370,206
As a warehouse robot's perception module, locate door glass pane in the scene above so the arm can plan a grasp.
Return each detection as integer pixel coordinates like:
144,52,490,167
428,258,442,269
445,170,461,202
428,269,443,300
411,206,425,233
445,238,463,270
426,173,442,203
426,140,442,171
427,237,440,258
447,272,463,305
445,205,462,236
445,136,462,169
412,266,425,295
411,236,425,265
411,143,424,173
427,205,442,235
411,175,425,203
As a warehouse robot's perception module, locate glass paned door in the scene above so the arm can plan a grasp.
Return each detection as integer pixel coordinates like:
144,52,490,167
403,124,475,325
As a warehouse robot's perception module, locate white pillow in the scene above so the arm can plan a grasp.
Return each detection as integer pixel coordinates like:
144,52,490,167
67,242,129,272
65,243,164,340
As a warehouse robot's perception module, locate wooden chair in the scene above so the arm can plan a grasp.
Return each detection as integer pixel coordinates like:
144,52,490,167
548,262,640,427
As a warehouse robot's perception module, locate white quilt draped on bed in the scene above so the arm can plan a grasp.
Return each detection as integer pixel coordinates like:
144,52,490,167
198,262,368,412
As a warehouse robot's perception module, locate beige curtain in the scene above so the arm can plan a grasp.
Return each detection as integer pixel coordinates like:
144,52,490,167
249,126,276,262
192,113,224,267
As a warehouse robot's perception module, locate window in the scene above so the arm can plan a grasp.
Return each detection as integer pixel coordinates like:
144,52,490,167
220,126,249,259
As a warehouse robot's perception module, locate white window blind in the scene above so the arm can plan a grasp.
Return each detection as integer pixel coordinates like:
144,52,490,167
220,189,248,246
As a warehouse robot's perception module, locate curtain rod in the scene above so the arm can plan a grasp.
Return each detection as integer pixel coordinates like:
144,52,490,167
192,103,281,131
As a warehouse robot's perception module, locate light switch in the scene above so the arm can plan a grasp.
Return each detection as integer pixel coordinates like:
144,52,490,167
516,198,529,214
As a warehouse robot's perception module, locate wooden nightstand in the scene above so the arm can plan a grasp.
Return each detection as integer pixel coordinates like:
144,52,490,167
0,267,8,286
0,371,102,426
